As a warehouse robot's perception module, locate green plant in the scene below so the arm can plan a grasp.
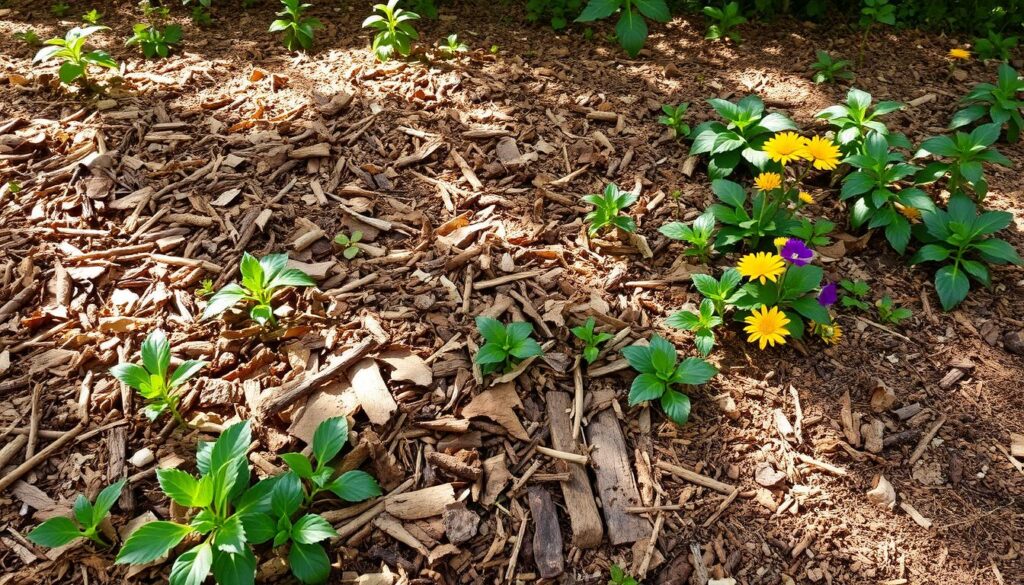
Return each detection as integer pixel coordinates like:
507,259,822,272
949,64,1024,143
707,178,799,250
608,564,639,585
574,0,670,57
810,50,854,84
840,133,935,254
270,0,322,51
197,279,215,297
788,217,834,247
126,23,183,58
474,317,544,374
816,88,904,154
33,26,119,86
191,5,214,26
691,268,743,319
689,94,798,179
666,298,723,357
733,261,833,339
571,317,614,364
14,29,42,47
914,123,1012,201
658,102,691,139
363,0,420,61
876,295,912,324
334,230,363,259
51,2,71,17
910,195,1021,310
82,9,103,24
202,252,316,327
703,1,746,43
838,279,871,310
28,480,126,548
110,329,206,427
858,0,895,68
583,183,638,236
139,0,171,19
439,33,468,56
526,0,584,30
659,212,716,263
974,30,1018,61
621,335,717,425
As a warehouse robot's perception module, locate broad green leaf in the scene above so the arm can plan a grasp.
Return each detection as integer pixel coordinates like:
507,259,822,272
628,374,665,404
202,284,248,320
328,470,382,502
972,238,1022,264
312,417,348,466
73,494,94,527
208,421,252,475
634,0,669,21
621,345,656,374
116,521,194,564
169,543,214,585
474,316,506,344
694,329,715,357
475,343,507,365
141,329,171,379
211,548,257,585
508,337,543,360
28,517,83,548
158,468,212,508
271,472,303,518
240,252,265,292
58,62,84,84
110,363,150,392
280,453,314,478
92,479,126,526
576,0,620,23
213,515,247,554
292,514,337,544
288,541,331,584
669,357,717,386
659,389,691,426
169,360,207,389
267,268,316,290
647,335,677,375
935,264,970,311
505,322,534,344
240,513,276,545
615,9,648,57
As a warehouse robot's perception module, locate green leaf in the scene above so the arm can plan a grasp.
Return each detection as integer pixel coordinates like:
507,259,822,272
665,310,700,331
202,284,248,319
141,329,171,379
110,363,150,392
475,316,506,344
58,62,84,84
211,548,257,585
212,515,247,554
505,322,534,345
267,268,316,290
576,0,620,23
73,494,94,527
934,264,971,311
694,329,715,357
169,543,214,585
615,9,648,57
328,470,382,502
508,337,543,360
28,517,83,548
169,360,206,389
691,273,719,298
475,343,508,365
292,514,337,544
781,265,823,299
669,357,717,385
280,453,314,479
634,0,669,22
621,345,655,374
659,389,691,425
288,542,331,584
647,335,677,375
791,297,832,324
711,179,746,207
92,479,126,526
972,238,1022,264
312,416,348,466
271,472,304,518
583,346,599,364
240,252,265,292
628,373,665,404
116,521,194,564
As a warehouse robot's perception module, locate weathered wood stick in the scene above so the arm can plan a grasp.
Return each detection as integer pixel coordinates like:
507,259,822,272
0,424,85,493
655,461,735,495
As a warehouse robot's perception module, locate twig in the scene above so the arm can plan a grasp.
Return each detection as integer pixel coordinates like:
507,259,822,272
535,445,588,465
0,423,86,493
908,414,946,465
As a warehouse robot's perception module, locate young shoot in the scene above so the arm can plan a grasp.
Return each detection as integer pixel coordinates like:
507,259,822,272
474,316,544,374
28,480,126,548
876,295,911,325
334,230,363,259
583,183,638,236
270,0,323,52
810,50,853,84
33,26,119,87
110,329,206,427
621,335,717,425
659,212,716,263
571,317,614,364
363,0,420,62
658,102,691,139
202,252,316,327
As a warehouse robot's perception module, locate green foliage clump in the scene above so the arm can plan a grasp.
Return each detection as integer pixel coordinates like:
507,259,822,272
110,329,206,427
666,298,723,357
571,316,614,364
949,64,1024,143
574,0,670,57
733,262,832,339
876,295,912,324
915,123,1012,202
658,102,690,138
838,279,871,310
363,0,420,61
439,33,468,56
14,29,42,47
334,230,363,259
973,30,1018,61
33,26,119,86
689,94,797,179
608,564,639,585
202,252,316,327
28,481,126,548
816,88,905,154
621,335,717,425
474,317,544,374
82,9,103,24
659,212,716,263
126,23,183,58
526,0,583,30
584,183,638,236
810,50,853,84
707,178,797,250
270,0,322,51
703,1,746,43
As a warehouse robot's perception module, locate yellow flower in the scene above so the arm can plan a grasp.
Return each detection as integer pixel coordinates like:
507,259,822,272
762,132,808,165
754,172,783,192
803,136,842,171
799,191,815,204
819,322,843,345
744,305,791,350
895,202,921,222
737,251,786,285
948,48,971,60
773,237,790,250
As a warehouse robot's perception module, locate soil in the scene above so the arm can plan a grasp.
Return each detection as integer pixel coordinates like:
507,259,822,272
0,1,1023,584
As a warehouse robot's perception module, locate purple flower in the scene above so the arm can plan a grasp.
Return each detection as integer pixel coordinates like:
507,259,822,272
818,282,837,307
781,238,814,267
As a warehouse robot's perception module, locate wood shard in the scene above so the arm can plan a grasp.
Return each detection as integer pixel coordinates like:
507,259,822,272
347,358,398,426
528,486,565,578
545,391,603,548
461,383,529,441
385,484,455,520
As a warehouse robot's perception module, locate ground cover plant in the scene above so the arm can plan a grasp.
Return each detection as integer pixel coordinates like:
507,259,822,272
202,252,316,326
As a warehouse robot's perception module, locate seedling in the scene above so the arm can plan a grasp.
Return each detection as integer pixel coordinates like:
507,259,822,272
788,217,833,248
621,335,717,425
583,183,638,236
474,317,544,375
34,26,119,87
915,123,1012,202
876,296,911,325
191,6,213,26
110,329,206,427
270,0,322,52
126,23,183,58
691,268,743,318
334,230,363,259
658,103,690,139
810,50,853,84
858,0,895,68
950,64,1024,143
689,94,798,179
51,2,71,17
666,299,723,357
28,480,125,548
974,30,1018,62
363,0,420,62
278,417,382,506
839,279,871,310
14,29,42,47
202,252,316,327
439,33,468,56
910,195,1021,310
196,279,215,298
525,0,583,31
82,9,103,24
707,178,798,250
574,0,670,57
732,253,833,339
571,317,614,364
703,1,746,43
816,88,904,154
608,565,639,585
659,212,716,263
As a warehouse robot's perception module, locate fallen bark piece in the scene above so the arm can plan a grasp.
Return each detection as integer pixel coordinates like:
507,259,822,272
1010,433,1024,458
461,383,529,441
481,454,511,506
374,513,429,557
866,474,896,510
427,450,482,481
545,391,603,549
378,349,433,387
348,358,398,426
289,143,331,159
585,391,651,545
899,501,933,529
527,486,565,578
442,501,480,545
385,484,456,520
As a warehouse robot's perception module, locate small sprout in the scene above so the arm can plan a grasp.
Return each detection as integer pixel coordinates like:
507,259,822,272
51,2,71,17
876,296,911,325
270,0,323,52
110,329,206,427
28,480,125,548
658,102,690,139
659,212,716,264
34,26,120,87
15,29,42,47
810,50,853,84
82,9,103,24
191,6,213,26
279,416,383,506
608,564,639,585
950,63,1024,143
703,1,746,43
195,278,215,298
490,44,499,54
439,33,468,56
666,298,723,357
363,0,420,62
839,279,871,311
5,181,23,194
973,29,1017,62
334,230,363,260
474,316,543,375
126,23,183,58
858,0,895,68
621,335,717,426
202,252,316,327
570,317,614,364
788,217,833,248
915,123,1011,201
583,183,637,236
